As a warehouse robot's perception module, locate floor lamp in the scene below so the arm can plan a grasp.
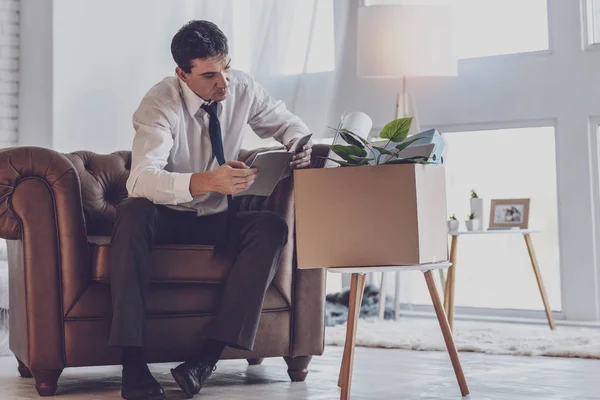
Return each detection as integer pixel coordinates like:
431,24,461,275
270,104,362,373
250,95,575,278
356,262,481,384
357,4,457,319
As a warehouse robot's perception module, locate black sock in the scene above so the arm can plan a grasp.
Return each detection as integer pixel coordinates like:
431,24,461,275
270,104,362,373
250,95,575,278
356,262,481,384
121,346,146,368
196,339,226,365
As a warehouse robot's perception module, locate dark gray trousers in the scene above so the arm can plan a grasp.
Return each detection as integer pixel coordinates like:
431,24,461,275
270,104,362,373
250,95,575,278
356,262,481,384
108,197,288,351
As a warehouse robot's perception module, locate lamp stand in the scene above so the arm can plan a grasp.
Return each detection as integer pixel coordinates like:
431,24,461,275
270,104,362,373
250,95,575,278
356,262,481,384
395,76,422,135
378,77,422,319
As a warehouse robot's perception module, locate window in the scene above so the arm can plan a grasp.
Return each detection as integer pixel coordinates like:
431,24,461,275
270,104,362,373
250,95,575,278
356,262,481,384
362,0,549,59
401,126,561,311
587,0,600,45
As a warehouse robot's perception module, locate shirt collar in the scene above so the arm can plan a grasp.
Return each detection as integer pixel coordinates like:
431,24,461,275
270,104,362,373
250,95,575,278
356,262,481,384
178,77,212,117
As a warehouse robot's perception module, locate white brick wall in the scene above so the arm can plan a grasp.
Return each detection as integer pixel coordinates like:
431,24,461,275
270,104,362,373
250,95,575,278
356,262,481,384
0,0,18,150
0,0,18,261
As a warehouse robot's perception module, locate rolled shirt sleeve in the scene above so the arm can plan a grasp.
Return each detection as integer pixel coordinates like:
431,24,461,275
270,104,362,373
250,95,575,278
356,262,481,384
126,96,194,205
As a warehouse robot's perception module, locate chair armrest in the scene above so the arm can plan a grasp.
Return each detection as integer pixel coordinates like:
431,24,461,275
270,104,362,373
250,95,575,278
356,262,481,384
0,146,89,369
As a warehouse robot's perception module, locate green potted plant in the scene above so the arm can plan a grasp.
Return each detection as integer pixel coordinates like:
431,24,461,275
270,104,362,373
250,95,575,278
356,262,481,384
465,212,480,231
448,214,459,232
322,117,427,167
469,189,484,231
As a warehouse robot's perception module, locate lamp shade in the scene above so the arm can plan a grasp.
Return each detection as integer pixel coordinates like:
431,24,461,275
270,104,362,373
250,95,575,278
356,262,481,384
357,5,457,78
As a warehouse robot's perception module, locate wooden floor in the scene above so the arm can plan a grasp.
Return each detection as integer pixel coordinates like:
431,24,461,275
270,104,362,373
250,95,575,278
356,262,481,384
1,346,599,399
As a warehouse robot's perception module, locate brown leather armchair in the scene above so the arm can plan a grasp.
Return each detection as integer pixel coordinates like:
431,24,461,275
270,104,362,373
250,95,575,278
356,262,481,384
0,144,329,397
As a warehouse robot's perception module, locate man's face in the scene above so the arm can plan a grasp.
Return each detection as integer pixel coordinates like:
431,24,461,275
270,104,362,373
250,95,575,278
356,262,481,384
176,55,231,102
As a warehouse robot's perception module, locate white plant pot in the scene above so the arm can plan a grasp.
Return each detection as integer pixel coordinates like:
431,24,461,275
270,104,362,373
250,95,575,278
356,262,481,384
465,219,481,231
470,198,484,230
447,220,459,232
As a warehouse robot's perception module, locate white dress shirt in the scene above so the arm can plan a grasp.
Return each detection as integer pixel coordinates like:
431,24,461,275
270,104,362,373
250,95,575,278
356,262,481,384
126,70,310,216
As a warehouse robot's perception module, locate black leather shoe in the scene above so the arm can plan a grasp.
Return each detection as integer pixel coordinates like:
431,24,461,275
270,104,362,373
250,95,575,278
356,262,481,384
170,361,216,398
121,364,165,400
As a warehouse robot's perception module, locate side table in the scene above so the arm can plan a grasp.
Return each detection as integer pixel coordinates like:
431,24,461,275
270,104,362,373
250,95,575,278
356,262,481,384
445,229,556,331
329,263,469,400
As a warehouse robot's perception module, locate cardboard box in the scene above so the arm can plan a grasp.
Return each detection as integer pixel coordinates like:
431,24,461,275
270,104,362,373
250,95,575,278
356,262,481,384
294,163,448,269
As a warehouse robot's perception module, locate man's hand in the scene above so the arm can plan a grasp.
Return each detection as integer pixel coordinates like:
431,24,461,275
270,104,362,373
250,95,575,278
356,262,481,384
286,139,313,169
196,160,257,195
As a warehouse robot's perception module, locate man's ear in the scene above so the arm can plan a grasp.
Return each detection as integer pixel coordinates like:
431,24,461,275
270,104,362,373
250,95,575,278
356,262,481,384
175,67,188,82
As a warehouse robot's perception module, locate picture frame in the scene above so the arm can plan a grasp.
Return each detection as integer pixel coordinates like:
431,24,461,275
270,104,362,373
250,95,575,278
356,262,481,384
488,198,530,230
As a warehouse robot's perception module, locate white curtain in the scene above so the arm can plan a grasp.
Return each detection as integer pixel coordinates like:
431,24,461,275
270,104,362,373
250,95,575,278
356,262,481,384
176,0,349,149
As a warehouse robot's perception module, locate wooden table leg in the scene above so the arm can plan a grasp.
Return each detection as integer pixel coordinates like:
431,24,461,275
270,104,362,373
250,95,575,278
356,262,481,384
445,235,458,330
377,272,387,319
394,271,401,320
338,273,365,387
338,273,366,399
424,270,470,397
438,268,446,298
524,234,556,330
444,267,451,311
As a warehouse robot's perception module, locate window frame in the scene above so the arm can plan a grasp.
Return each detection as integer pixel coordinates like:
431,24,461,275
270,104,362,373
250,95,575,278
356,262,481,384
588,116,600,297
583,0,600,50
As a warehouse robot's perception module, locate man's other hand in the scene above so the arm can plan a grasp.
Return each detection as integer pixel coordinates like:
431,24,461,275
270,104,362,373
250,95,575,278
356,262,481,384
286,139,313,169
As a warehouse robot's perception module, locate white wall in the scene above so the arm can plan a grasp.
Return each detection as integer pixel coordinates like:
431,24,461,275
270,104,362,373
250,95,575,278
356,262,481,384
19,0,52,148
0,0,19,261
0,0,18,148
333,0,600,321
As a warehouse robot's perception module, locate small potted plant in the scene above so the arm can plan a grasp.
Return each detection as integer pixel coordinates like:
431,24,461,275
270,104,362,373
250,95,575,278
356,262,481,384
465,212,480,231
470,189,484,231
447,214,459,232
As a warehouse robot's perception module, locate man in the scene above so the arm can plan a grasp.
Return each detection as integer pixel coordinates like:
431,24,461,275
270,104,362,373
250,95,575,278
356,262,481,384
109,20,313,400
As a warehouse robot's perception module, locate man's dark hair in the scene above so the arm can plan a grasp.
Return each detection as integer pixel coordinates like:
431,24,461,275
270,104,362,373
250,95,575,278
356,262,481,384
171,20,229,73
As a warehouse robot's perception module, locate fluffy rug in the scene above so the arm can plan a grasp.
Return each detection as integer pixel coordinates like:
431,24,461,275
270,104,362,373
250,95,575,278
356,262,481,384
325,317,600,359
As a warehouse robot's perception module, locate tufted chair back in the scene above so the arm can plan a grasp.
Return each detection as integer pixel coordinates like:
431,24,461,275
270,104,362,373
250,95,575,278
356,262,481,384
64,151,131,236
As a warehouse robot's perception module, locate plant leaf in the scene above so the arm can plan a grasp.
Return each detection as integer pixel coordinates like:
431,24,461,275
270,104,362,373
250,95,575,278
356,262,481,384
348,155,374,165
404,156,430,161
328,145,367,162
383,159,414,165
372,146,395,156
317,156,359,167
395,137,424,153
383,156,430,165
339,130,364,148
380,117,413,142
340,129,369,145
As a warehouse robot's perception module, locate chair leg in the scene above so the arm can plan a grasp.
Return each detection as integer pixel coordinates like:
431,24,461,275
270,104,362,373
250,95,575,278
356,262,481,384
339,273,366,400
247,358,264,365
31,369,63,397
524,234,556,330
283,356,312,382
16,357,32,378
424,270,469,397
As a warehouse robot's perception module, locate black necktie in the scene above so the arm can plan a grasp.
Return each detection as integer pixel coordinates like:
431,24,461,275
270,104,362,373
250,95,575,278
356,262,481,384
201,102,238,253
